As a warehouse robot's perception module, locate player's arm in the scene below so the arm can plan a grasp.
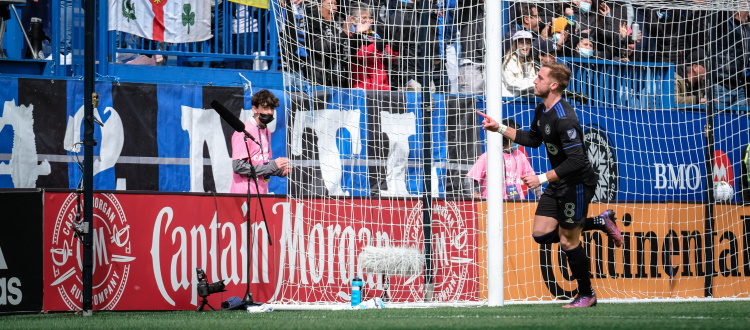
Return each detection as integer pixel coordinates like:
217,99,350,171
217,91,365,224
476,111,542,147
522,169,558,189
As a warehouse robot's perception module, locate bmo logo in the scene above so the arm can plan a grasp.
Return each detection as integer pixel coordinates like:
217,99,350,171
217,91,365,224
654,163,701,190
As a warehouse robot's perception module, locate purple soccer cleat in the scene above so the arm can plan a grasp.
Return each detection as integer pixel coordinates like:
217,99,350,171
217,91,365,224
562,294,597,308
600,209,623,248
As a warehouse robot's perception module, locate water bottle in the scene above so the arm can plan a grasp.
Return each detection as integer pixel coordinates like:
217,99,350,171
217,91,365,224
351,276,363,306
631,23,640,42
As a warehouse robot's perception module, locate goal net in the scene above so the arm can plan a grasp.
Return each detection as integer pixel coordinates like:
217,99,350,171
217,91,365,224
269,0,750,306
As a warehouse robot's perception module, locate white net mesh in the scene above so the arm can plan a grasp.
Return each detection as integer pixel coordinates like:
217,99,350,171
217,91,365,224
269,0,750,305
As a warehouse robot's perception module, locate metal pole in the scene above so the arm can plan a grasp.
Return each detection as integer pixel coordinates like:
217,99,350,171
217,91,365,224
82,0,97,316
703,74,716,298
484,0,504,307
416,0,434,302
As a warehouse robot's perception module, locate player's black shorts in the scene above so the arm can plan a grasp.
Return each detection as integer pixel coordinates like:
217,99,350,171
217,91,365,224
535,183,595,230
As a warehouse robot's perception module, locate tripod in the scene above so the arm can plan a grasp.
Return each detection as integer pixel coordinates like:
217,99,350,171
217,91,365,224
196,296,217,312
237,134,273,308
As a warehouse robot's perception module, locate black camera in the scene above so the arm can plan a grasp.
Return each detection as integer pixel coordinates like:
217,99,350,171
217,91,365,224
196,268,226,298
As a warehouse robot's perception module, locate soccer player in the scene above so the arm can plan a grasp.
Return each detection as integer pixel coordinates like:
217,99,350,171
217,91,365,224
477,61,623,308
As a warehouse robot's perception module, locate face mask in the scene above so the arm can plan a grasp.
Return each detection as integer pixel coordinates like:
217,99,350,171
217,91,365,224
515,49,529,58
552,33,560,44
258,113,275,125
578,48,594,58
579,2,591,13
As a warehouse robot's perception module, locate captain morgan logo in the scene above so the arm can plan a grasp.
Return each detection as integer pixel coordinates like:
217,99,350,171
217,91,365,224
406,201,472,301
50,193,134,310
584,127,618,202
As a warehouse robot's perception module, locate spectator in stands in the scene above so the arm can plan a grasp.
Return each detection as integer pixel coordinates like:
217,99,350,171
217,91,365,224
568,0,617,59
125,39,164,66
502,30,537,97
507,3,543,46
466,118,536,200
534,39,557,66
612,20,644,62
47,0,72,64
548,16,570,53
231,90,292,194
345,2,395,90
305,0,350,87
456,0,485,94
640,7,706,65
675,55,707,105
381,0,430,92
278,0,310,90
573,33,603,59
710,10,750,108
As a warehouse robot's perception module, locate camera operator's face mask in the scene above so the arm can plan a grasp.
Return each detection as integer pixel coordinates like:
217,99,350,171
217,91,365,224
258,113,275,125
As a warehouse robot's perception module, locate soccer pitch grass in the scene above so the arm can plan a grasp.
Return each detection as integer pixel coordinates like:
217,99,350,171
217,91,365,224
2,301,749,329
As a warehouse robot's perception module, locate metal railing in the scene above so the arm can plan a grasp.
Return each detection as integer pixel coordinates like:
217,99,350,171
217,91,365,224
558,57,676,110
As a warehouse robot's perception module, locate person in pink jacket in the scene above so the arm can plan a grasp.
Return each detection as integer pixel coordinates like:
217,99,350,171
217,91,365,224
231,90,292,194
466,118,536,200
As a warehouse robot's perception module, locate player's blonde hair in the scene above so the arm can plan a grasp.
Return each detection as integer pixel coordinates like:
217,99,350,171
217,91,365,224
543,62,571,92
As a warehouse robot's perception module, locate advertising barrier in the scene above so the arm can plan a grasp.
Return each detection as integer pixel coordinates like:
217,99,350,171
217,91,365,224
38,191,750,311
0,191,44,314
42,191,478,311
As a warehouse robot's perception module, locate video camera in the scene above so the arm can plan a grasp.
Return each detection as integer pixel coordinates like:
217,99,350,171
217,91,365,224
196,268,226,298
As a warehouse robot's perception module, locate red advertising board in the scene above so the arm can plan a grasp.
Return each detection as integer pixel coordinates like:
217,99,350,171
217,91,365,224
43,192,479,311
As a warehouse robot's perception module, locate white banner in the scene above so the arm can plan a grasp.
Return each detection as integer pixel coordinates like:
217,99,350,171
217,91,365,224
108,0,212,43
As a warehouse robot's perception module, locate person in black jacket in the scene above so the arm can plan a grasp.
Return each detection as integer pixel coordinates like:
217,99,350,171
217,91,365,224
710,10,750,108
304,0,350,87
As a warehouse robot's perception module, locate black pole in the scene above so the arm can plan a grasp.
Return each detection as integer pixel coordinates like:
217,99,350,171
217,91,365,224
702,11,718,298
82,0,97,316
416,0,433,301
240,133,273,307
703,79,716,298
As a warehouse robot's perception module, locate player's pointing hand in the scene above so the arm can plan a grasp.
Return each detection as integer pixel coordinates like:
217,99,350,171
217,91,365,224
476,111,499,132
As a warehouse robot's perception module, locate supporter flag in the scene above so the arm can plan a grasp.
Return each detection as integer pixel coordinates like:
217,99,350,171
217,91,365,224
108,0,212,43
227,0,268,9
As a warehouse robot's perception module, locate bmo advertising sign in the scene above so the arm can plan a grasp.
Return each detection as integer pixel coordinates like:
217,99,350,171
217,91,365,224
42,192,478,311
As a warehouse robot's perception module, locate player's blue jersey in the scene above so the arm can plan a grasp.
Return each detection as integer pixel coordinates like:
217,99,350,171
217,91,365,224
515,98,597,188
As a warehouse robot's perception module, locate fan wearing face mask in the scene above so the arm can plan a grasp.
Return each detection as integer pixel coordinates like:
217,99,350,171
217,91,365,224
502,30,539,97
574,34,600,59
231,90,293,194
466,119,536,200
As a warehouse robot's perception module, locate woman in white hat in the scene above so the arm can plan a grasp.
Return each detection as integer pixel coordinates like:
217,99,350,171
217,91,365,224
502,30,538,97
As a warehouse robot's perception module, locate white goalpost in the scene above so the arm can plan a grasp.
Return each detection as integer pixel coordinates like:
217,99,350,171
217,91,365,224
268,0,750,308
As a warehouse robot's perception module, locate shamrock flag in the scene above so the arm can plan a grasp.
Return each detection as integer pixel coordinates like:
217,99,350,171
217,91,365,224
108,0,212,43
226,0,268,9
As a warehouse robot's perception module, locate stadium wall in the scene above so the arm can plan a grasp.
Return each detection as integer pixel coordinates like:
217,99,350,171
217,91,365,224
1,78,748,202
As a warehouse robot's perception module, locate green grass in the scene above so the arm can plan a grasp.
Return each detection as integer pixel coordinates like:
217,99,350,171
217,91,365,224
2,301,749,329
